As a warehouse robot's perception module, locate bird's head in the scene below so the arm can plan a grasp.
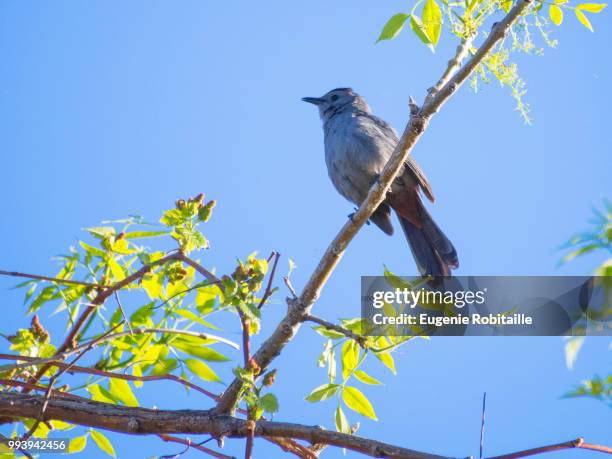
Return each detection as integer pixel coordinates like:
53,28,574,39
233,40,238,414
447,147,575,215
302,88,370,121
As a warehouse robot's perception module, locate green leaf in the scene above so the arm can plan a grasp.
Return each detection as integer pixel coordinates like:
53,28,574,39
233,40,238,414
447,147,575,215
374,350,396,375
124,230,169,239
86,226,116,239
68,435,88,453
79,241,106,258
383,266,411,290
304,383,340,402
173,341,230,362
342,386,378,420
175,308,220,330
90,430,116,458
376,13,409,42
410,15,435,52
28,285,59,314
576,2,607,12
354,370,383,385
108,379,139,407
335,405,351,434
185,358,222,383
341,340,359,380
260,393,279,413
549,4,563,25
108,258,126,281
422,0,442,46
313,326,346,339
500,0,513,13
575,8,594,31
87,384,117,404
130,302,154,327
142,272,164,299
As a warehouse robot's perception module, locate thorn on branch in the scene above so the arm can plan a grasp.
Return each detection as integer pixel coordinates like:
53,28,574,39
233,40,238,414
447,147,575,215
409,96,420,117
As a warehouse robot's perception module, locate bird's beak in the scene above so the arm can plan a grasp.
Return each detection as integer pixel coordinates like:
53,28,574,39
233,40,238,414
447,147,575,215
302,97,324,105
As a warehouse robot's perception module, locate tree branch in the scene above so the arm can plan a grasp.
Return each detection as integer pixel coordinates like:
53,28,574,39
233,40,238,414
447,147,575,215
0,353,221,403
486,437,612,459
214,0,534,415
258,251,281,309
0,392,448,459
305,314,366,346
0,269,103,289
158,434,235,459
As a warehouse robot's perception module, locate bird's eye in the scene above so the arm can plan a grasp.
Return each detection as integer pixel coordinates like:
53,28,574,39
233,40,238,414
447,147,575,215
330,94,339,101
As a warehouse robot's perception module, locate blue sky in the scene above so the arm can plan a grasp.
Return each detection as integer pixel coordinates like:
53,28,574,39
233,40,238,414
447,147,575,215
0,1,610,458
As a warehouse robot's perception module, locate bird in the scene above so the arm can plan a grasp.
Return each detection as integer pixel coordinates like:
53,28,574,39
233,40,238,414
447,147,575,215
302,87,458,277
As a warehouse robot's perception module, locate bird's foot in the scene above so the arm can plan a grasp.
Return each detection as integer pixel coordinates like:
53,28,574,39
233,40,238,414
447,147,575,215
347,208,370,225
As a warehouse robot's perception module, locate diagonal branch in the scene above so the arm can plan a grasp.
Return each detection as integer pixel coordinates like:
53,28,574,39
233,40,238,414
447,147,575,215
214,0,535,415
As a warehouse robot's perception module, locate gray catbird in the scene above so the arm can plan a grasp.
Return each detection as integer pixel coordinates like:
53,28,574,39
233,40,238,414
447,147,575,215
303,88,458,276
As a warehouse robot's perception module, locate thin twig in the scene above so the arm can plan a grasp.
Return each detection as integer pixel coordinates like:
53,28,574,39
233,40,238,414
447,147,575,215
305,314,366,347
0,269,103,289
239,316,251,368
264,437,318,459
258,252,280,309
283,276,298,299
0,353,221,403
486,437,612,459
0,380,82,401
158,434,235,459
480,392,486,459
245,421,255,459
114,291,133,334
176,252,222,284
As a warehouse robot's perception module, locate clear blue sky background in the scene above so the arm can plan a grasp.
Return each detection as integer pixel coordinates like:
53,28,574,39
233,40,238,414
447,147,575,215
0,1,610,458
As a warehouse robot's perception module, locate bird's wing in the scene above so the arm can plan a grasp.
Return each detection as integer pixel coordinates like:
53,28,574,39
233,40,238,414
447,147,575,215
371,115,435,203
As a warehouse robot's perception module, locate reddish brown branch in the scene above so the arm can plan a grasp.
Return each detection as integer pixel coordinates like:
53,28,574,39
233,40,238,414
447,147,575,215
264,437,318,459
486,438,612,459
258,252,280,309
0,353,221,403
176,252,222,284
159,434,235,459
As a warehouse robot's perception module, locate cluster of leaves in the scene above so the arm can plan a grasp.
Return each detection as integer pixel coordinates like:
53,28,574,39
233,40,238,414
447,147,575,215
564,374,612,407
560,202,611,407
306,326,395,432
0,194,280,457
236,367,279,421
376,0,606,122
560,200,611,273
